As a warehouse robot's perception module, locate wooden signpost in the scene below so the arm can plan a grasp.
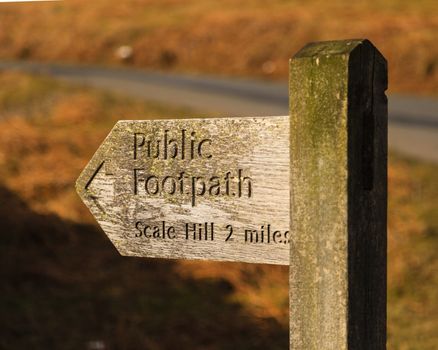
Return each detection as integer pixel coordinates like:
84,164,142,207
77,39,387,349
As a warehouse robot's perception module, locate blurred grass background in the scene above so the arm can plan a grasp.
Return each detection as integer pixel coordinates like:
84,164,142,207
0,0,437,95
0,0,437,349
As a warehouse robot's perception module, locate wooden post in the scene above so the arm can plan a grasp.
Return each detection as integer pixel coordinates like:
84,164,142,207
289,39,387,349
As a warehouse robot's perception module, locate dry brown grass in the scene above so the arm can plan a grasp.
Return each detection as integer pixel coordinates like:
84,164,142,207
0,0,437,95
0,72,437,348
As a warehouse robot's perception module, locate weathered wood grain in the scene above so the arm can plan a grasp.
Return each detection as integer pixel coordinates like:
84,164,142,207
289,39,387,349
76,116,290,265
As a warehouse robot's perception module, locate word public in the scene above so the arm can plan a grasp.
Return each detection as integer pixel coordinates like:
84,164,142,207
134,129,212,160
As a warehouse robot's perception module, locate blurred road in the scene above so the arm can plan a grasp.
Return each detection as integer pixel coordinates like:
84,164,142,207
1,61,437,163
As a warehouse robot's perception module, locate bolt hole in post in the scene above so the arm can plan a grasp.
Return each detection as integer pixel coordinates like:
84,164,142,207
362,110,375,191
